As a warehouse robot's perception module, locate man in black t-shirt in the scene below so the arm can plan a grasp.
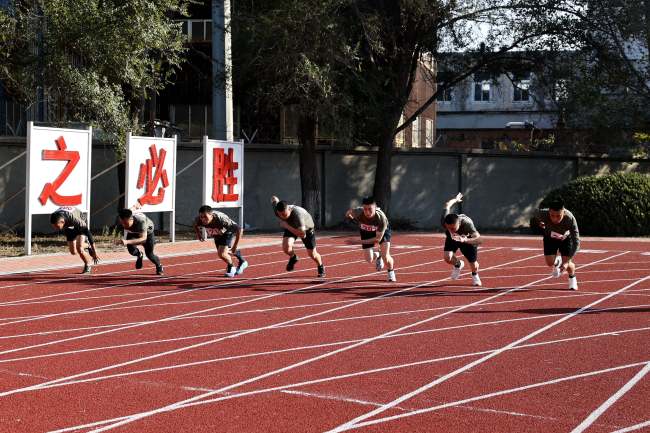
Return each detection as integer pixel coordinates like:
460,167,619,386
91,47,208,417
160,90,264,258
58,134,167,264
116,207,164,275
194,205,247,277
50,206,100,274
345,196,396,282
272,195,325,277
441,193,482,286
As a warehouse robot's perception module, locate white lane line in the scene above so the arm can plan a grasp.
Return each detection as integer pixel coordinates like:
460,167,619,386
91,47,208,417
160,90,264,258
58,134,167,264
280,389,407,411
0,248,377,358
5,270,648,322
0,246,360,329
332,361,650,430
70,252,552,433
0,244,338,308
0,241,341,306
0,247,287,308
610,420,650,433
570,362,650,433
0,245,460,396
5,270,648,346
28,319,650,392
48,341,650,433
0,239,282,288
283,388,559,422
1,276,329,309
327,266,648,433
5,289,650,366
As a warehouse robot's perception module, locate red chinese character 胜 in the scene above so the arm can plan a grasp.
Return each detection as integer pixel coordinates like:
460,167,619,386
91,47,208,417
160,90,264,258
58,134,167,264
212,148,239,202
136,144,170,206
38,136,82,206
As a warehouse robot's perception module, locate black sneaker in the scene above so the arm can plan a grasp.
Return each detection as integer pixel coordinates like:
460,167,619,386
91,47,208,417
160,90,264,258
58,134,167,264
135,253,143,270
81,265,92,274
286,254,298,272
156,266,164,276
317,265,325,278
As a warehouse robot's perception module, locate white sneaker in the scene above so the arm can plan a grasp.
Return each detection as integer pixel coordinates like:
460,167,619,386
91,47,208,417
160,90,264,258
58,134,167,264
224,265,236,278
376,256,385,271
552,256,562,278
472,273,482,286
235,260,249,275
568,276,578,290
387,270,396,282
450,260,465,280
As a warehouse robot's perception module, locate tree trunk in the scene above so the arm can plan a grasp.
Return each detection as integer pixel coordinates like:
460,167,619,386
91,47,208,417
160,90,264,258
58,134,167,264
373,130,393,211
372,106,404,213
297,114,322,227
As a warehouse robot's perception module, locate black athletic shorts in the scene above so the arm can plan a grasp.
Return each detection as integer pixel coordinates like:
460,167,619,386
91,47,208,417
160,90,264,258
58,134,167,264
444,235,478,263
64,227,83,242
543,236,577,257
284,229,317,250
360,226,392,249
214,230,236,248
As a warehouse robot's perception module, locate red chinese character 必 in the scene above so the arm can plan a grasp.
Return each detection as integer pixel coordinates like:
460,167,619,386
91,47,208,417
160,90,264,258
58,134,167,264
38,136,82,206
136,144,169,206
212,148,239,202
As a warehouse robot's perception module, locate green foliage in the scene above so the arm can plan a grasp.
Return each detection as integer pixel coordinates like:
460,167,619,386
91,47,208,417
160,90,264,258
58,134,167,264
540,173,650,236
0,0,190,153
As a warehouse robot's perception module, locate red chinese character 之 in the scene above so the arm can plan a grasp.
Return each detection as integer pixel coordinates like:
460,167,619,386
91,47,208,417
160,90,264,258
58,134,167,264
212,148,239,202
38,136,82,206
136,144,170,206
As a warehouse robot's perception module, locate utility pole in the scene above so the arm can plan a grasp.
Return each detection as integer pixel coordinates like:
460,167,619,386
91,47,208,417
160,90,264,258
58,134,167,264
211,0,233,141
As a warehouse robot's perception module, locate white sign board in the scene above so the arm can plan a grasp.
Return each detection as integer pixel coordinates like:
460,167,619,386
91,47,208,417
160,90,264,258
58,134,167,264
202,138,244,209
26,124,92,214
125,134,177,212
125,134,177,241
25,122,92,255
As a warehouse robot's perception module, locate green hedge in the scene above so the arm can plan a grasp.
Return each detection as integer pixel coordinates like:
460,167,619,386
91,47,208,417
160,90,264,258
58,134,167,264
539,172,650,236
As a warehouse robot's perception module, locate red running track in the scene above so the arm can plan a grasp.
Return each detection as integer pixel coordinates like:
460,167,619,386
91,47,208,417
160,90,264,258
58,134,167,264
0,234,649,433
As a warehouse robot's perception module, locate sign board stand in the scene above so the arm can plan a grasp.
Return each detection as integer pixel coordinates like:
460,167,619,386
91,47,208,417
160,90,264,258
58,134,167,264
25,122,93,255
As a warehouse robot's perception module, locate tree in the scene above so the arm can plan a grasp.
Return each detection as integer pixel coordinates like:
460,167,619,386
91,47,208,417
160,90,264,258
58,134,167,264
339,0,582,210
532,0,650,142
232,0,359,226
0,0,190,155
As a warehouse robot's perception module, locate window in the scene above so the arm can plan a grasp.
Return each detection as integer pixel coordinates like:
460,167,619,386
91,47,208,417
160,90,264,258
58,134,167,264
474,81,491,102
191,21,205,41
178,20,212,42
513,72,531,102
436,84,453,102
411,116,421,148
425,118,434,148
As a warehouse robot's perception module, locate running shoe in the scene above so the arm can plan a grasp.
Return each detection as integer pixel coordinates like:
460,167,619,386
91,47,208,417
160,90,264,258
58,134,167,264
286,254,298,272
472,273,482,286
156,265,164,276
135,253,143,270
81,265,92,274
450,260,464,280
387,269,396,282
236,260,249,275
375,256,385,271
317,265,325,278
224,264,236,278
552,256,562,278
568,276,578,290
